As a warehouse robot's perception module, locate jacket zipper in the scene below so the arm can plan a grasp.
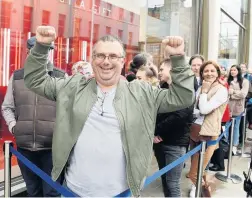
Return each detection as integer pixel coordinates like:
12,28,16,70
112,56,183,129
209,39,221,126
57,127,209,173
113,101,139,197
33,95,37,149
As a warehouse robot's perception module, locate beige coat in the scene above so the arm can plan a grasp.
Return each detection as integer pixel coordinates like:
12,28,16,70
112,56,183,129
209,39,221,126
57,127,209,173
229,79,249,116
198,83,227,137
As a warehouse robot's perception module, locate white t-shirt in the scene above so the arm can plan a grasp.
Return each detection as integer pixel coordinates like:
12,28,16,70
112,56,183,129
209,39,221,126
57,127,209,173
194,86,228,125
65,86,128,197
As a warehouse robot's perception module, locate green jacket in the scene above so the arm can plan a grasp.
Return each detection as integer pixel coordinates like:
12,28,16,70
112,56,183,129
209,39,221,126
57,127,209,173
24,42,195,197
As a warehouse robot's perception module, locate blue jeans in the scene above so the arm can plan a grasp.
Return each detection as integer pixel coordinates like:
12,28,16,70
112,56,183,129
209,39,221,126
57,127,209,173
225,116,241,146
153,144,186,197
17,148,63,197
233,116,241,146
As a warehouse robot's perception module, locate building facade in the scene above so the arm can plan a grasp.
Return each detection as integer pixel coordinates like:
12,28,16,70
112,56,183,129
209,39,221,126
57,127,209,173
201,0,250,68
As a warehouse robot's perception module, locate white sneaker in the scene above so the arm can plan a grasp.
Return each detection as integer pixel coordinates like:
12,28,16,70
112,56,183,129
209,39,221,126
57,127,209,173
189,184,196,198
233,146,237,155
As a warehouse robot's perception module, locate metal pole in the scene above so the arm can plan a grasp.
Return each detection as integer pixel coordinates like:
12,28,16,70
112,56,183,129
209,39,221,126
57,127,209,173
195,141,207,198
196,0,203,53
227,118,235,178
215,118,242,183
240,109,250,157
4,141,12,197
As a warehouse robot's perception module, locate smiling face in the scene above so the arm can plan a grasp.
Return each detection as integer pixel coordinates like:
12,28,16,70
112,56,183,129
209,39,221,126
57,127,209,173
230,66,239,77
202,64,219,83
91,41,125,88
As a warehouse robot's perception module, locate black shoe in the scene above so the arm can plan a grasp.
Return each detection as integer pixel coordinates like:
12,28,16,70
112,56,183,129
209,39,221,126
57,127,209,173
209,165,225,171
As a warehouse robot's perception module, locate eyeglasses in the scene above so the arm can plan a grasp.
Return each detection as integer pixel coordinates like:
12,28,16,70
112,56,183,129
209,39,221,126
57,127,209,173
93,53,124,63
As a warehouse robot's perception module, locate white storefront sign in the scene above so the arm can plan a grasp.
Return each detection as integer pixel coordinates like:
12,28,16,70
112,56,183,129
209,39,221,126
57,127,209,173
59,0,111,16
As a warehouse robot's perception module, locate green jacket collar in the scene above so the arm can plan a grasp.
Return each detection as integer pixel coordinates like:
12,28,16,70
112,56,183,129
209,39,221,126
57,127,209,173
88,78,125,101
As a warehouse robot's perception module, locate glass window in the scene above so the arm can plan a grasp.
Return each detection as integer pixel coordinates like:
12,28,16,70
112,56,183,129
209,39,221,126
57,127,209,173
118,29,123,40
1,1,12,28
130,12,134,23
128,32,133,45
93,24,100,42
106,26,111,35
42,10,51,26
119,8,124,20
104,3,112,17
23,6,33,33
146,0,196,66
58,14,66,37
220,0,248,24
218,11,242,68
95,0,101,7
74,18,81,37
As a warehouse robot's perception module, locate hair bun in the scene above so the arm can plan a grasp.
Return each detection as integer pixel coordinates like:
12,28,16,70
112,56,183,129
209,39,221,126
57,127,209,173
132,54,147,69
126,73,136,82
130,62,136,69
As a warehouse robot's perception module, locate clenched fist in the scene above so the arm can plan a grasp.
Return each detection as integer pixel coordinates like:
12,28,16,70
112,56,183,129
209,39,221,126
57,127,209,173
36,26,56,44
162,36,185,58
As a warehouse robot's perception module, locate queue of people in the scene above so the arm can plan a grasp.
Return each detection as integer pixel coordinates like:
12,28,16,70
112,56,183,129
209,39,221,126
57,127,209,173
125,51,251,197
1,25,251,198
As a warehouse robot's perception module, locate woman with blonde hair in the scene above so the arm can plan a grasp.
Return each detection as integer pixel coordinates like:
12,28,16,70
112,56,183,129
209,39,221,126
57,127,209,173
136,65,159,86
189,61,228,197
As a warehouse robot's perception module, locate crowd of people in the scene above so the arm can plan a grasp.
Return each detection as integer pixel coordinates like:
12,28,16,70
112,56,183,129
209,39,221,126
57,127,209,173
125,50,252,197
1,25,252,198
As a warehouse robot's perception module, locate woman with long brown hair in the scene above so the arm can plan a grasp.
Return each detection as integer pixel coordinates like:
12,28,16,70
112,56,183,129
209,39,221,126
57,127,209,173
189,61,228,197
227,65,249,154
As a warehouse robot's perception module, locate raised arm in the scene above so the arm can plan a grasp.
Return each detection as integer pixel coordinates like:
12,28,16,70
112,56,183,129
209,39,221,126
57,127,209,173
155,37,195,113
24,26,67,101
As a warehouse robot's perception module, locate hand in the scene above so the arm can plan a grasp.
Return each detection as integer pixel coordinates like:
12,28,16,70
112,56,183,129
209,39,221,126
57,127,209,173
229,88,234,95
36,26,56,44
199,135,212,141
162,36,185,58
201,80,212,93
153,136,163,144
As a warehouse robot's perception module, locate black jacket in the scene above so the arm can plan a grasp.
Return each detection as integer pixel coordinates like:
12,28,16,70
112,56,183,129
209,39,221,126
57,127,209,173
155,82,194,146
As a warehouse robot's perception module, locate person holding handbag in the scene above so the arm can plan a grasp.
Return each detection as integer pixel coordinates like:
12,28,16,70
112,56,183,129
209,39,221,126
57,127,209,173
188,61,228,197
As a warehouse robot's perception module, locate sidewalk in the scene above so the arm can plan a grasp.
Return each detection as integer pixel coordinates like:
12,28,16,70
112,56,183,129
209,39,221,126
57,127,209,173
142,129,252,197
